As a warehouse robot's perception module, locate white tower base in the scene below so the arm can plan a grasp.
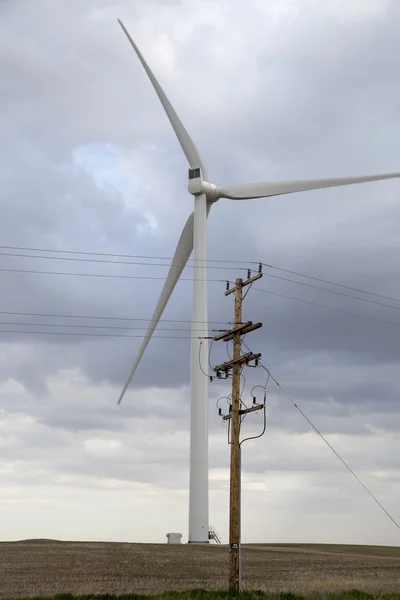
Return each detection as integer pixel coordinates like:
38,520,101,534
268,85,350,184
188,193,209,543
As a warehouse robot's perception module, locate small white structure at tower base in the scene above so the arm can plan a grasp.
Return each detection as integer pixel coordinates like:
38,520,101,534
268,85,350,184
166,532,182,544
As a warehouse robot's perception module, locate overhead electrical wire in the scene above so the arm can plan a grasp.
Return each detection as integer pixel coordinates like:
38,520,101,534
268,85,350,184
3,264,400,324
0,251,256,272
0,267,226,282
8,249,394,310
2,280,400,332
0,309,231,325
0,320,221,332
4,249,398,523
2,243,400,307
252,287,400,328
262,262,400,306
3,244,400,332
0,330,210,339
1,243,399,306
241,341,400,532
0,244,258,265
259,271,400,311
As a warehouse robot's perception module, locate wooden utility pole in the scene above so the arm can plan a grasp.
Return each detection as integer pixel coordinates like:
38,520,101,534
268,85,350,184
213,270,263,593
229,277,243,591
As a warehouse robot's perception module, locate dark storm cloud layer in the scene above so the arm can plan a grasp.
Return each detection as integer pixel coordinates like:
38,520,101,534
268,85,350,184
0,0,398,409
0,0,399,543
0,0,399,406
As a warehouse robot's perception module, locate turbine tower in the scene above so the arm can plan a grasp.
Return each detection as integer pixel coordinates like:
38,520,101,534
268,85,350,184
116,19,400,543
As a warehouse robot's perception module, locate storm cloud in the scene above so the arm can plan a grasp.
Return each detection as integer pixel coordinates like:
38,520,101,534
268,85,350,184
0,0,399,545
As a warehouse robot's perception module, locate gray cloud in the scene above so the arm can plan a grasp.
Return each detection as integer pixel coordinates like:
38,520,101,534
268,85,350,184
0,0,399,544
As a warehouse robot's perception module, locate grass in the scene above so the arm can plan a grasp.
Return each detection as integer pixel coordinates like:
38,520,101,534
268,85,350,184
0,542,399,598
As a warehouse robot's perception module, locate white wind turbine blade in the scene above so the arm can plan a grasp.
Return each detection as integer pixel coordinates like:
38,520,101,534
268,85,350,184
218,172,400,200
118,212,194,405
118,19,208,180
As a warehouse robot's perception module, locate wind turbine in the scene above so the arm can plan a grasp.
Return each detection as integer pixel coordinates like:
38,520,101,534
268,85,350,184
116,19,400,543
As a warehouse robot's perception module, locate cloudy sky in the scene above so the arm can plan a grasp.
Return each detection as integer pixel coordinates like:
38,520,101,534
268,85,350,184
0,0,399,545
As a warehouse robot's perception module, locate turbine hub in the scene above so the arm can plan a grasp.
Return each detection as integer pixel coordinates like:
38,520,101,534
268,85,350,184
188,166,219,202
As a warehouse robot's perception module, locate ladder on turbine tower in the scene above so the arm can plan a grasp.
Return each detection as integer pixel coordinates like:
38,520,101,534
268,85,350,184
208,525,222,544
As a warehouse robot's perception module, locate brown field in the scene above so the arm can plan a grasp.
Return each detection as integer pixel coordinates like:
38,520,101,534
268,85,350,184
0,540,399,598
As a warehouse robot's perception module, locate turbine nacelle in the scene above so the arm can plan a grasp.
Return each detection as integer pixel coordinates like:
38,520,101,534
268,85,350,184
188,166,219,202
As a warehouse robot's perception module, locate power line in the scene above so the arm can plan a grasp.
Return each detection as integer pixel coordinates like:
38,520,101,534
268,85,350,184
2,242,399,306
4,243,400,323
252,287,400,328
260,271,400,312
0,329,209,339
4,266,400,329
241,341,400,532
0,309,231,325
262,262,400,306
0,244,257,265
0,320,219,332
1,280,399,332
0,251,255,272
1,289,398,338
0,267,225,282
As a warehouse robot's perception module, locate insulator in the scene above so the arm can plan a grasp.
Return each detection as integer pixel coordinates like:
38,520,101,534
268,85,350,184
258,263,262,273
247,269,251,279
253,396,256,404
226,281,230,291
218,408,222,416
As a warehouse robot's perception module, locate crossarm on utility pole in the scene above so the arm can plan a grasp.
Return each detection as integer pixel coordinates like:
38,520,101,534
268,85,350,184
225,272,263,296
213,322,263,342
223,403,265,420
214,352,261,373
